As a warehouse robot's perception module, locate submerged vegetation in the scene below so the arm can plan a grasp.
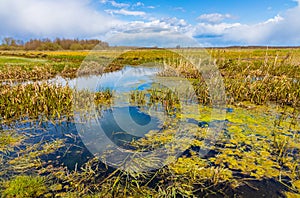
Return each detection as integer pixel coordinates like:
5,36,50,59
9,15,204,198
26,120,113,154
0,48,299,197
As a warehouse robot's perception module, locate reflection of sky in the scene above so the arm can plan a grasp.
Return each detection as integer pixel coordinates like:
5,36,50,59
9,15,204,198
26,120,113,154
16,66,160,92
94,66,160,92
52,66,160,91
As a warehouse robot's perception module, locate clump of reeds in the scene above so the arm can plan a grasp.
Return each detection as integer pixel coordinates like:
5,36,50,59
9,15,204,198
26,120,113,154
0,65,57,82
0,83,73,122
0,82,116,124
94,88,113,105
156,56,201,78
225,75,300,106
130,88,181,115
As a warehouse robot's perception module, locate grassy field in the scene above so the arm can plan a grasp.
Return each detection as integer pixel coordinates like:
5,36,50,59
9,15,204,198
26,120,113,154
0,48,299,197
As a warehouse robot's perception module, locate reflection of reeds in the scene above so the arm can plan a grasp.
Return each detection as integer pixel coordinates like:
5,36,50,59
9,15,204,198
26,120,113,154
94,88,113,105
130,88,181,116
130,90,146,106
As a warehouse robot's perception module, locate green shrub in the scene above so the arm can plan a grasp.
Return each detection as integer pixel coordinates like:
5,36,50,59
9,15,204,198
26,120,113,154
70,43,84,50
37,42,62,51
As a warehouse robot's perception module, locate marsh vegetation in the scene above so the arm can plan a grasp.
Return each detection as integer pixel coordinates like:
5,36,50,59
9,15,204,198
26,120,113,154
0,48,299,197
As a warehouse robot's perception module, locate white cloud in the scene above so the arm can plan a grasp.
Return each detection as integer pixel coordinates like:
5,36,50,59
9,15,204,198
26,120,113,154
2,0,300,46
131,2,155,9
100,0,130,8
133,2,144,7
106,17,198,47
0,0,122,39
159,17,190,30
192,1,300,46
197,13,233,24
110,1,130,8
223,12,299,45
105,9,146,16
108,30,199,47
190,15,284,45
191,22,241,37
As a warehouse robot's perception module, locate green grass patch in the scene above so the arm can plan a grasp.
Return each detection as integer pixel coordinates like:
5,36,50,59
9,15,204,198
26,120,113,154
0,56,48,65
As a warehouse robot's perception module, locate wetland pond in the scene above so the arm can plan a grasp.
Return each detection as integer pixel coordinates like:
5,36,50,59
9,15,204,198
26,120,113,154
1,65,299,197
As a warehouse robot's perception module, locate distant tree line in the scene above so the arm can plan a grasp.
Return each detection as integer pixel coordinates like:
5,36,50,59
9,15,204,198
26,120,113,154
0,37,109,50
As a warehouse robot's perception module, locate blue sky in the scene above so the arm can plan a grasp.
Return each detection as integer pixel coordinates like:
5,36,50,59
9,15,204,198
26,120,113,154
1,0,300,46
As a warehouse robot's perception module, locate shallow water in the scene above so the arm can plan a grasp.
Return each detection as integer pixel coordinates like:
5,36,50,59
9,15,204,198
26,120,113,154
2,65,167,168
2,119,92,169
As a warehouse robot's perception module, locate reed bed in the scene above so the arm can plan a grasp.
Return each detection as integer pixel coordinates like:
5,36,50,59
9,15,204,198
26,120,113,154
0,83,114,123
191,75,300,107
226,75,300,106
0,65,57,82
0,83,73,122
212,48,300,79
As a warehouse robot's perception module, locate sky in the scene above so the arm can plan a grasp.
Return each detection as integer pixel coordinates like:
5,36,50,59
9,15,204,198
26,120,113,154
0,0,300,47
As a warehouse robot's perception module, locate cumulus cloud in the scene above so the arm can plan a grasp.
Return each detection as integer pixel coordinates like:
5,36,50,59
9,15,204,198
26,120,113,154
197,13,233,24
0,0,122,39
105,9,146,16
2,0,300,46
158,17,191,31
192,23,241,37
192,1,300,46
106,18,198,47
109,18,188,34
223,15,284,44
108,30,199,47
222,7,300,46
